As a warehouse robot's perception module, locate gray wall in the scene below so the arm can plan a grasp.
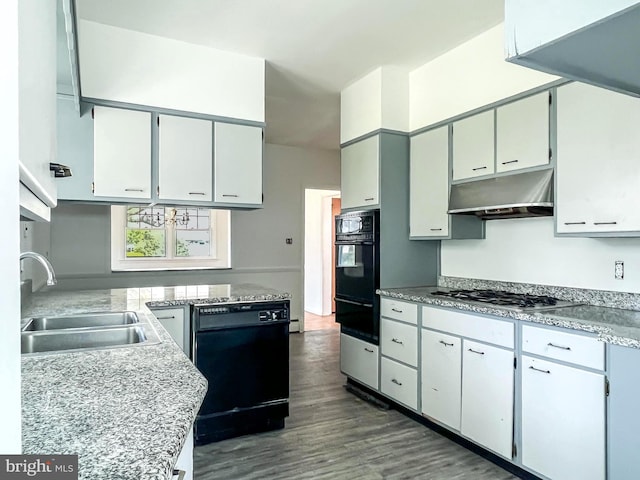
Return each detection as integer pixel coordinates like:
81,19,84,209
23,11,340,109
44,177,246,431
48,143,341,322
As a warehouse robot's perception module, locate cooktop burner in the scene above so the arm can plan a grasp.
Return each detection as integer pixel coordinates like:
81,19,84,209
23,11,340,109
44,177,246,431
430,289,577,311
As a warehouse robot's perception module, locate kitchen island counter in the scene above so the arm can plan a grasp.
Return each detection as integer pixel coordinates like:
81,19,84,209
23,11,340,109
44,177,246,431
378,286,640,349
21,283,289,480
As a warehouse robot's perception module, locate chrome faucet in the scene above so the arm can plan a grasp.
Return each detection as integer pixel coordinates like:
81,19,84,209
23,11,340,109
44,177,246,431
19,251,57,286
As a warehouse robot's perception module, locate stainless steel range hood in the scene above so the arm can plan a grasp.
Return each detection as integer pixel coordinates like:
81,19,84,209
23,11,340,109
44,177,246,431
448,168,553,220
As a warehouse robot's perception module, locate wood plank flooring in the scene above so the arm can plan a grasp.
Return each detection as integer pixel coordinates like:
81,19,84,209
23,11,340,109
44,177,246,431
303,312,338,331
194,328,518,480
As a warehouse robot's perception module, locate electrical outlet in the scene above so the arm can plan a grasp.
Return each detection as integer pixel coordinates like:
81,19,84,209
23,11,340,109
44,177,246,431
615,260,624,280
285,238,293,245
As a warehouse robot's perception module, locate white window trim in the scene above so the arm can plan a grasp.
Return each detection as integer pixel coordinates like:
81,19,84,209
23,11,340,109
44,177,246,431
110,206,231,271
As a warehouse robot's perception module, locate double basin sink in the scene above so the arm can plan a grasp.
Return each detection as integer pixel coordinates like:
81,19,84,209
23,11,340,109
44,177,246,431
21,312,159,355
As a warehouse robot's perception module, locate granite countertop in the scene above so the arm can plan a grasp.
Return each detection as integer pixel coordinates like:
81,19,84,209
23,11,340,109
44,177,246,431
377,286,640,349
21,283,290,480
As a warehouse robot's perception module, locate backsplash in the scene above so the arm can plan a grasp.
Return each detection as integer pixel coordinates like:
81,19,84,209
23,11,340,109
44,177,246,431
438,276,640,310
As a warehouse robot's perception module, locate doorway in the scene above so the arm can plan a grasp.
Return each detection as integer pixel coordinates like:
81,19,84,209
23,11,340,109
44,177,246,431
303,189,340,331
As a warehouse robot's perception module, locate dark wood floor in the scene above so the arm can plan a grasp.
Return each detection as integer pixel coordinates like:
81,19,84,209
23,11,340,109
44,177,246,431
194,328,518,480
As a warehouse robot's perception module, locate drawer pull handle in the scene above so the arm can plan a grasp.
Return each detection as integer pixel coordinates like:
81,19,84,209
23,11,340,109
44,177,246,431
364,347,374,353
430,228,443,231
188,192,207,196
391,338,404,345
468,348,485,355
529,366,551,374
472,166,488,171
547,343,571,351
391,308,403,313
124,188,144,192
594,221,617,225
156,316,176,320
391,378,403,386
222,194,239,198
439,340,454,347
501,159,519,165
364,197,375,201
564,221,586,225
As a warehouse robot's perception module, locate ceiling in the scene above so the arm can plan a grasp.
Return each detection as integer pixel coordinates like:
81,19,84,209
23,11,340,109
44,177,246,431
70,0,504,150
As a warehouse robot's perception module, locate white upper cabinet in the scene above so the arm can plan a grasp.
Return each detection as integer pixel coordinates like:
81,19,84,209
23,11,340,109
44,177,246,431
556,82,640,234
452,110,494,181
18,0,57,212
341,136,380,210
496,92,550,172
214,122,263,205
410,126,449,237
93,106,151,199
158,115,212,202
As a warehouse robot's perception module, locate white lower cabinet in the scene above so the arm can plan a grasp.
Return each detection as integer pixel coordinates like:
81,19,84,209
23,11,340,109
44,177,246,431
150,307,188,355
340,333,379,389
521,355,605,480
421,329,461,430
380,357,418,410
460,340,514,459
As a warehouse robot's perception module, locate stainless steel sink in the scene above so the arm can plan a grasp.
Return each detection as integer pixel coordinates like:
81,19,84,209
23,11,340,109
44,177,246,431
22,312,139,331
21,325,148,354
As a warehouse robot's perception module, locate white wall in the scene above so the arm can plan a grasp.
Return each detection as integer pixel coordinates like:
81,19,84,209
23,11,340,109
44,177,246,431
341,66,409,143
304,189,339,316
441,218,640,293
0,0,22,453
78,20,265,122
409,23,558,131
49,144,340,325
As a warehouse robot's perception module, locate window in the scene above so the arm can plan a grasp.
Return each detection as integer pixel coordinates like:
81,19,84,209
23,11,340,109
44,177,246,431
111,206,230,271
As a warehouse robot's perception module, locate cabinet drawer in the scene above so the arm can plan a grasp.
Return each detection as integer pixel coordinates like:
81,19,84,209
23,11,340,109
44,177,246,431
381,298,417,325
151,307,187,354
340,333,379,389
422,306,514,349
381,319,418,366
522,325,604,370
381,357,418,410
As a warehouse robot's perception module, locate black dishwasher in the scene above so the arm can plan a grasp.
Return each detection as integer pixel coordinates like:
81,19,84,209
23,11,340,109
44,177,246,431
192,301,290,445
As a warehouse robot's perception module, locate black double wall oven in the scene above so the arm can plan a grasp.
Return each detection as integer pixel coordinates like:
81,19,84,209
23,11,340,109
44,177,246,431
335,210,380,345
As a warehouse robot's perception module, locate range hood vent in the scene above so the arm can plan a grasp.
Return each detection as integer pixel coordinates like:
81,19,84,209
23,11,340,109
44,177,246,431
448,168,554,220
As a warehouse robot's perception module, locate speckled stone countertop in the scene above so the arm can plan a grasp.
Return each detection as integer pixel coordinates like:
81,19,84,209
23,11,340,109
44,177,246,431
21,283,289,480
377,285,640,349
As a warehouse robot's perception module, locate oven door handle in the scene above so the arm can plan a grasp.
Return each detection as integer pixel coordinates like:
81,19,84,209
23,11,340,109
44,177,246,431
334,298,373,308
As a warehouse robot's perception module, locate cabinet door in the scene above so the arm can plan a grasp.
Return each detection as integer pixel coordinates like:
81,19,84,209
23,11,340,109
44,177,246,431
460,340,513,458
496,92,549,172
608,345,640,480
556,82,640,234
340,333,378,389
214,123,263,205
410,126,449,237
421,329,461,430
158,115,212,202
93,106,151,199
452,111,495,180
151,307,187,355
521,355,605,480
341,136,379,209
56,96,94,201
